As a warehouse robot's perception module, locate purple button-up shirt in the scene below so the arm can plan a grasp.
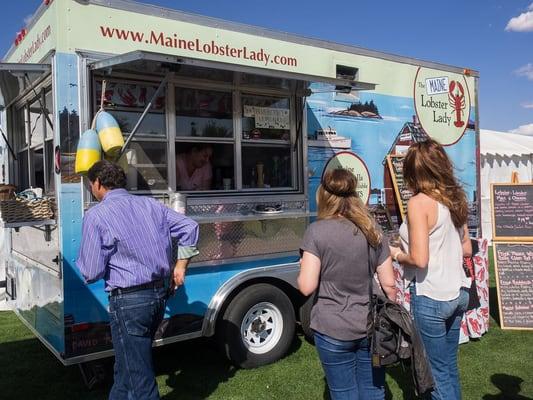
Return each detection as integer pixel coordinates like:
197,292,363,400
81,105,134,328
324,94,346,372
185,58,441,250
76,189,199,291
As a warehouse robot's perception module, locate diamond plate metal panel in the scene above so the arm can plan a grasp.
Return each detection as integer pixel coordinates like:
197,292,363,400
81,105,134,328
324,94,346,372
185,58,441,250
187,200,306,216
193,216,307,262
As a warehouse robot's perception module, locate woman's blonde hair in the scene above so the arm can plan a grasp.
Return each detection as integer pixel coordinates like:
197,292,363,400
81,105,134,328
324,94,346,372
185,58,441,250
317,168,382,247
403,138,468,228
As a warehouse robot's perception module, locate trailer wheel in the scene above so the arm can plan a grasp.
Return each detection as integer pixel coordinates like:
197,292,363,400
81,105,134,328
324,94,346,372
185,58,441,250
217,284,295,368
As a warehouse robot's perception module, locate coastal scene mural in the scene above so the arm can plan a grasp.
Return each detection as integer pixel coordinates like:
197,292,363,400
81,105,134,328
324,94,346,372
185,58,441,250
306,82,477,234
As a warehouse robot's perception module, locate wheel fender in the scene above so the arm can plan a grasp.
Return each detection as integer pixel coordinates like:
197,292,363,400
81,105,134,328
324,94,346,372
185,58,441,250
201,262,299,337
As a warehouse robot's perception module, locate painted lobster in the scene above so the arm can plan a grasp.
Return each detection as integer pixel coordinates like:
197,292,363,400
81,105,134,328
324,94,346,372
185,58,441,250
448,80,466,128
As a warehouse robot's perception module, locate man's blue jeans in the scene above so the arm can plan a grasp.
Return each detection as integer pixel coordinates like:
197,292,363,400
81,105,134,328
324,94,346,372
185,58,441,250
410,285,469,400
314,331,385,400
108,286,166,400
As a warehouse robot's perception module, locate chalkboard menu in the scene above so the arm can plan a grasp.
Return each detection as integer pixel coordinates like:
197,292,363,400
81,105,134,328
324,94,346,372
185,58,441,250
491,183,533,241
386,155,413,220
493,242,533,330
369,204,394,233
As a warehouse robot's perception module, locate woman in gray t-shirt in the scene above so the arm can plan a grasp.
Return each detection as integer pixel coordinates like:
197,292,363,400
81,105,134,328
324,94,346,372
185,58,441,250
298,169,396,400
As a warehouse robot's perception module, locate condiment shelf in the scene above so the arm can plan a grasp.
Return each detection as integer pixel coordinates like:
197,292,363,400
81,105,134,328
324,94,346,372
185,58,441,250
0,219,56,229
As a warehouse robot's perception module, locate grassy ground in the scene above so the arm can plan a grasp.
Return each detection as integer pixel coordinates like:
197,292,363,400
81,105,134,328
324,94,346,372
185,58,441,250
1,249,532,399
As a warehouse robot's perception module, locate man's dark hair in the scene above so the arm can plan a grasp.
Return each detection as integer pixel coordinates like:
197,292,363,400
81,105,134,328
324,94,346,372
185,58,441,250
87,160,127,189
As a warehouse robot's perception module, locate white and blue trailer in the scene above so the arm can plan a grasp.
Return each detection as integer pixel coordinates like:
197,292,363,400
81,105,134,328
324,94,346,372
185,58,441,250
0,0,480,376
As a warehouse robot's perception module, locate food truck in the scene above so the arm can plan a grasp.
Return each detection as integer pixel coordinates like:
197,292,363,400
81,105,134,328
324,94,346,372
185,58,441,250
0,0,479,377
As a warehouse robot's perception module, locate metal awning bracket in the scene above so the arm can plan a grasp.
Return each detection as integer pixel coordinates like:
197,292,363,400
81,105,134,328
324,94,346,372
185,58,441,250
119,74,169,158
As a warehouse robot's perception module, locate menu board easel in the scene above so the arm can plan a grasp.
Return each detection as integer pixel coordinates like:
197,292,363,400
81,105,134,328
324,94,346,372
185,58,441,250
491,181,533,330
490,183,533,241
386,155,413,220
493,242,533,330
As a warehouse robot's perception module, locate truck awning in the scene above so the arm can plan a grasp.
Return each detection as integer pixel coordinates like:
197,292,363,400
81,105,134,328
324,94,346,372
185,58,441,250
0,63,51,109
88,50,376,92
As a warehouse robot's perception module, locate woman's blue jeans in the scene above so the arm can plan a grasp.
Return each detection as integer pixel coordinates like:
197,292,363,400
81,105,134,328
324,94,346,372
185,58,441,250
108,286,166,400
314,331,385,400
410,285,469,400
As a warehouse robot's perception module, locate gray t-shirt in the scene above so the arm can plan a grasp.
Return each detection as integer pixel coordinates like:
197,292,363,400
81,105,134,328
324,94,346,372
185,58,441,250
300,218,390,340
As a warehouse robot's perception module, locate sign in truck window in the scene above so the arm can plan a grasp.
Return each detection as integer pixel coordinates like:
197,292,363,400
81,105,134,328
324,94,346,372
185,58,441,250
243,106,290,130
414,67,471,145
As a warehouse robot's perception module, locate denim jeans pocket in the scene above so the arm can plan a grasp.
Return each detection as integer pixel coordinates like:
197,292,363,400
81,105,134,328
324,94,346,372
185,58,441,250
121,300,158,337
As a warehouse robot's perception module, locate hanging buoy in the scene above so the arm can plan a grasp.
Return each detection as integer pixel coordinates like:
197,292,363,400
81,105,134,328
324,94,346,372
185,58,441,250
95,111,124,156
75,129,102,174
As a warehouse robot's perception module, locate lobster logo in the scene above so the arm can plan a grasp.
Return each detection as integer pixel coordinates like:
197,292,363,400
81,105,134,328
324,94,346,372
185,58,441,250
448,81,466,128
414,67,471,145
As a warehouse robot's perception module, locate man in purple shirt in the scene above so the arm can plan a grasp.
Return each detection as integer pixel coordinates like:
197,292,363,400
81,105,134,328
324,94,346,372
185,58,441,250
76,160,199,400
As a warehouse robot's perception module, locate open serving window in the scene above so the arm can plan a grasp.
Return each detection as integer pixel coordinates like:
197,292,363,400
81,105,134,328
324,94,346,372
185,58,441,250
88,51,375,201
0,63,58,271
0,63,55,224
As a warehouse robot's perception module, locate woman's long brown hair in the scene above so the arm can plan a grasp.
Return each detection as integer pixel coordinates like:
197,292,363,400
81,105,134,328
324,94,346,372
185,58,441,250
317,169,382,247
403,138,468,228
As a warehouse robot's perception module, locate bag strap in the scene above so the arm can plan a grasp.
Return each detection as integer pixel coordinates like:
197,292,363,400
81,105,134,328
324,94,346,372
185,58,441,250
367,242,374,306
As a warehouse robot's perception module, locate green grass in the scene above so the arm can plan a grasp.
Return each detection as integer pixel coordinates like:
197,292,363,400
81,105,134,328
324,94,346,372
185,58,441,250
1,248,532,399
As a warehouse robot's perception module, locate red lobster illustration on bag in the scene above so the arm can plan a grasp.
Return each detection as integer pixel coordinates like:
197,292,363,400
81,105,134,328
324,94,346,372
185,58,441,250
448,81,465,128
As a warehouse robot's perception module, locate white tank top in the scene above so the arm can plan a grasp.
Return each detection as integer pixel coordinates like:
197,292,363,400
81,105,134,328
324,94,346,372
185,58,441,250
400,201,470,301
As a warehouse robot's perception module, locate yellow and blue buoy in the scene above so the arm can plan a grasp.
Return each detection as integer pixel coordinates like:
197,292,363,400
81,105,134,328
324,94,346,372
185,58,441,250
75,129,102,174
95,111,124,156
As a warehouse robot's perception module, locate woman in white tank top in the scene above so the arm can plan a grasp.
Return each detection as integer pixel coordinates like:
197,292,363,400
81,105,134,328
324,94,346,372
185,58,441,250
389,139,472,400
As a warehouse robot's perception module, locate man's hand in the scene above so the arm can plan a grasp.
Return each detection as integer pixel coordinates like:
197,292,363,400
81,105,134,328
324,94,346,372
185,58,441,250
167,258,191,297
173,265,187,287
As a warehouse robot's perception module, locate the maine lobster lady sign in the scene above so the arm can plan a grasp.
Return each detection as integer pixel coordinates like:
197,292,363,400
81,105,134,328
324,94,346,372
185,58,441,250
414,67,471,145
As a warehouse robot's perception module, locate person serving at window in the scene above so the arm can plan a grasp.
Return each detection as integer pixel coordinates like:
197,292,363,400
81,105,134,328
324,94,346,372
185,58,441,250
176,144,213,190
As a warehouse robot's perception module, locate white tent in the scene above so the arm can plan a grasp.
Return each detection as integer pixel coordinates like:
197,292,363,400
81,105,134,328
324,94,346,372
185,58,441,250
480,129,533,242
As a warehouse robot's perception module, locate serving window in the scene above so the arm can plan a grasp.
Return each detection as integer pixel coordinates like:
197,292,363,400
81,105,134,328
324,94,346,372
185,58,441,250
123,141,168,191
91,72,301,195
12,86,55,195
242,144,292,189
175,142,234,191
242,95,290,141
173,88,296,192
95,78,168,191
95,79,166,137
175,87,233,138
241,94,293,190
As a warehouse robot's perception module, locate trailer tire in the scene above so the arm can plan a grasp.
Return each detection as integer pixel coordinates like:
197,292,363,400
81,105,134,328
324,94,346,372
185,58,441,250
217,284,295,369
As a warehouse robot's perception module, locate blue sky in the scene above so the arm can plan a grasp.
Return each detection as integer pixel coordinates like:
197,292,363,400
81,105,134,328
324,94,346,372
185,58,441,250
1,0,532,134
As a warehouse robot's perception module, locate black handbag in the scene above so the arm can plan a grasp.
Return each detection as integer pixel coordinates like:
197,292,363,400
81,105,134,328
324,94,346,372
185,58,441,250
365,245,435,395
366,244,410,367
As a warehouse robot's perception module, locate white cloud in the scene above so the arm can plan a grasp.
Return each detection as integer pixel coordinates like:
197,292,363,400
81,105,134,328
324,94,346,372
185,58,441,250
509,123,533,136
515,63,533,80
505,3,533,32
23,14,33,27
522,102,533,109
